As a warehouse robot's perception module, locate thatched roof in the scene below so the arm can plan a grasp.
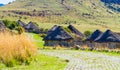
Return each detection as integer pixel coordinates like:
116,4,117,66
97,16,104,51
24,21,41,33
86,30,103,42
44,26,73,40
0,20,6,30
18,20,26,27
95,30,120,43
25,21,39,29
47,25,58,35
68,25,85,37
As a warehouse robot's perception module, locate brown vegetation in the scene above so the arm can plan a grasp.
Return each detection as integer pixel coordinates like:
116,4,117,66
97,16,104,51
0,32,37,67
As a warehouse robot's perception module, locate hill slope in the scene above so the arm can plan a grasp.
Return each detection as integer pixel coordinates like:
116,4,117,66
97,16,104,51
0,0,120,32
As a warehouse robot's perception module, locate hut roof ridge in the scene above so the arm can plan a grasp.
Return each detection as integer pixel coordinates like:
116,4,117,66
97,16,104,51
68,25,85,37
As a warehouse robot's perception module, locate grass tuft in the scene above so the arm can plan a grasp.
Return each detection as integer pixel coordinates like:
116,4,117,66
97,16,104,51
0,32,37,67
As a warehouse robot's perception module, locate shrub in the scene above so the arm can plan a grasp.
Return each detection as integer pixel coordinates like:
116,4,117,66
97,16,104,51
84,30,92,37
15,26,25,34
2,19,18,30
0,32,37,67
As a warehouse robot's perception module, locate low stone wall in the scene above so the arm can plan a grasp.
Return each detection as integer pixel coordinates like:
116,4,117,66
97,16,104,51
86,42,120,49
44,40,74,47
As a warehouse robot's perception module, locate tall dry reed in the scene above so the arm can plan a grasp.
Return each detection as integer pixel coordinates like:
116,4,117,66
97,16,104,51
0,32,37,67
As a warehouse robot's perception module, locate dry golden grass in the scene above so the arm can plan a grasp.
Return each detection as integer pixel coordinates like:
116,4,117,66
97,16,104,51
0,32,37,67
43,45,69,50
54,45,69,50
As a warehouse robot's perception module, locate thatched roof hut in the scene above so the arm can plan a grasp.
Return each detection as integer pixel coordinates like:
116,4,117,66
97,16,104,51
0,20,6,31
47,25,58,35
25,21,41,33
95,30,120,43
68,25,85,38
25,21,39,29
17,20,26,27
44,26,73,41
94,30,120,49
86,30,103,42
43,26,73,47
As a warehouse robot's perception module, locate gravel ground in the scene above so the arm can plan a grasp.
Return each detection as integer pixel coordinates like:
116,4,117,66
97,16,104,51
40,50,120,70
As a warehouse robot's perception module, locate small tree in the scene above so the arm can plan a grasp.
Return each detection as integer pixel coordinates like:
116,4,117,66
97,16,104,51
84,30,92,37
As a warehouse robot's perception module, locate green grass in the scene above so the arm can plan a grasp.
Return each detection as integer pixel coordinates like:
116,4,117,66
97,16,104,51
27,33,45,49
0,53,67,70
78,49,120,57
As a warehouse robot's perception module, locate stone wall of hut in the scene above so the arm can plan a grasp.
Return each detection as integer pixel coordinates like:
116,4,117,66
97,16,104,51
73,41,85,46
44,40,74,47
86,42,120,50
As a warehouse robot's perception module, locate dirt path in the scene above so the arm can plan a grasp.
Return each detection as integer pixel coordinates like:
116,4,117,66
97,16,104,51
40,50,120,70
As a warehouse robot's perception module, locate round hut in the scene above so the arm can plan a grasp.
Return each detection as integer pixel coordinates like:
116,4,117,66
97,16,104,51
86,29,103,49
17,20,26,28
95,30,120,49
25,21,41,33
68,25,85,46
43,26,73,47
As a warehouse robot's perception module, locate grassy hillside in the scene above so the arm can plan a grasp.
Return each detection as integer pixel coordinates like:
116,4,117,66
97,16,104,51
0,0,120,32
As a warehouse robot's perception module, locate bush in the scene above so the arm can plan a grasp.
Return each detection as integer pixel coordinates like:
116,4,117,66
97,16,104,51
84,30,92,37
0,31,37,67
2,19,18,30
15,26,25,34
